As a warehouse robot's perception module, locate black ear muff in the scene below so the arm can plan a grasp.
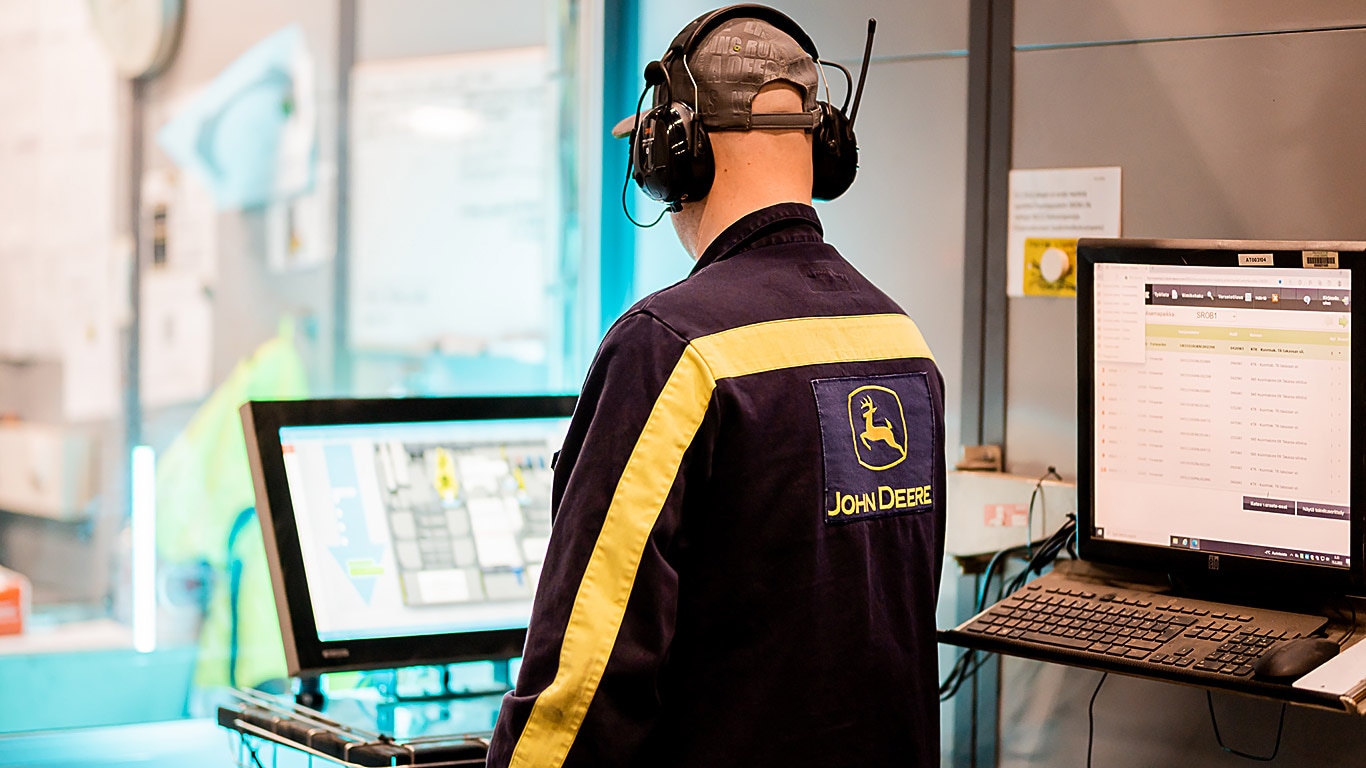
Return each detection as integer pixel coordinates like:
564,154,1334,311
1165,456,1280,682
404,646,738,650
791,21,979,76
811,102,858,201
632,101,714,206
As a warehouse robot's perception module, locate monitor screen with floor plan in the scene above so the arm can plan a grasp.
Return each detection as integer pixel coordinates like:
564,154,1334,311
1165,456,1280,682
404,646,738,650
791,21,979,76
242,396,575,675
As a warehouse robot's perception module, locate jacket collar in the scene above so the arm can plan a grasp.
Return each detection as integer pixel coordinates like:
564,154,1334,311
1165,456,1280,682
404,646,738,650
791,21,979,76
691,203,824,274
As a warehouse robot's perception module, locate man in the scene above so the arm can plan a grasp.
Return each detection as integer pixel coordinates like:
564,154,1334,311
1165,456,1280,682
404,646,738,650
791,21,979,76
488,7,946,767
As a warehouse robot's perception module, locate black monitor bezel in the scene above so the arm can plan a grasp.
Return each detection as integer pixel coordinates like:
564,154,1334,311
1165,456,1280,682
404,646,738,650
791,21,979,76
241,395,577,677
1077,238,1364,595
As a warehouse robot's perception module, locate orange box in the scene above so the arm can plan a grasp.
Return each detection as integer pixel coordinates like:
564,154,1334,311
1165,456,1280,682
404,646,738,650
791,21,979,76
0,566,29,635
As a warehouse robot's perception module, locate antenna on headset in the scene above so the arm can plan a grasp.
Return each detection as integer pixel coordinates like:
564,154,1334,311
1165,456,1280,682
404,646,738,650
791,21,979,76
849,19,876,128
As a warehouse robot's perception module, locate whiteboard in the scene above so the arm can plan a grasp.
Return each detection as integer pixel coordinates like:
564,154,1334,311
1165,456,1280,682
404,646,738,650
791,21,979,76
349,48,554,357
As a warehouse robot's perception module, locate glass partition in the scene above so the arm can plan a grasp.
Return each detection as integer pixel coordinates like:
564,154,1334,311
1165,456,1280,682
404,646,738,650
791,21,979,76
0,0,599,734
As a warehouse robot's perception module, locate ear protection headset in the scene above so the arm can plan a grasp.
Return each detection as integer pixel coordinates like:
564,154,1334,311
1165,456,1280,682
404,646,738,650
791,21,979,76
625,4,877,226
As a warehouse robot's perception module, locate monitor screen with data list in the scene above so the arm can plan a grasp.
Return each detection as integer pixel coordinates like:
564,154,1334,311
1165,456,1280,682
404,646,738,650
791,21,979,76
1078,239,1365,593
241,396,575,676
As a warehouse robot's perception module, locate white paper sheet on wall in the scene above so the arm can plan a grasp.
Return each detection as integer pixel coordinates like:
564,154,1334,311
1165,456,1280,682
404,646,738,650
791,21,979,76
0,1,39,36
0,37,40,147
131,169,219,411
1006,167,1122,298
349,48,553,356
139,270,213,409
59,241,123,422
141,169,220,283
266,161,334,273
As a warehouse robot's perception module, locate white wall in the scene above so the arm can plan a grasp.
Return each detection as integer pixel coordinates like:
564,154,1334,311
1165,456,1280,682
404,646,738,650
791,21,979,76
629,0,969,470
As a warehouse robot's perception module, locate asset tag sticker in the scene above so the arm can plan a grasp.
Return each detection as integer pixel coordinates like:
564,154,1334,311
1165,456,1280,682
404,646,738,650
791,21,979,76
812,372,936,525
1303,250,1340,269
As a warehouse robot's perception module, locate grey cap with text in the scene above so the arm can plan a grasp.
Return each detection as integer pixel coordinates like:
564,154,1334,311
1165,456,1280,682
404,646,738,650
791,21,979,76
612,17,820,138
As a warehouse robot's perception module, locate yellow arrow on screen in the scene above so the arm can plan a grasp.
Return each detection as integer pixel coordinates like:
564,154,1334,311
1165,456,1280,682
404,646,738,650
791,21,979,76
433,448,458,501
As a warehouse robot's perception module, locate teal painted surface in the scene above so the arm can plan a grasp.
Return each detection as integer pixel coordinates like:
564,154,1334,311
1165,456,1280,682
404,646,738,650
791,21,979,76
599,0,642,335
0,646,195,734
0,719,234,768
0,696,504,767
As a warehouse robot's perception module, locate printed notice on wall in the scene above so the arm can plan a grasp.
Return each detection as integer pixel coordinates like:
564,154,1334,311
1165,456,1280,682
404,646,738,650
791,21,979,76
1007,167,1122,297
349,48,552,355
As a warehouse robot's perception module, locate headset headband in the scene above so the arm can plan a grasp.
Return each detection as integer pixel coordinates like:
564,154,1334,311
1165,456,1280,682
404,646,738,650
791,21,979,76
659,4,824,133
665,4,820,67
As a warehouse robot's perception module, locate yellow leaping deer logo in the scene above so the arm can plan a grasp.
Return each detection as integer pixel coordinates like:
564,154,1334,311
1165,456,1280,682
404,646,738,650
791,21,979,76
847,385,908,471
859,396,903,453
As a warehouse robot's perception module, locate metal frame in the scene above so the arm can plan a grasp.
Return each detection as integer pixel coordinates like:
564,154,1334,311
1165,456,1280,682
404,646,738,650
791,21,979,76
960,0,1012,457
333,0,357,393
956,0,1014,764
125,76,146,467
223,689,489,767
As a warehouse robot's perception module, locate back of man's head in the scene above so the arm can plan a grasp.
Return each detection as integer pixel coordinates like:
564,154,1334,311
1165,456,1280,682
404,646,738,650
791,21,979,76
643,9,823,257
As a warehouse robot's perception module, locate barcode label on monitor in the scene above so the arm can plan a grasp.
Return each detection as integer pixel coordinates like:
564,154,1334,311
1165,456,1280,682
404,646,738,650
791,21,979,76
1303,250,1340,268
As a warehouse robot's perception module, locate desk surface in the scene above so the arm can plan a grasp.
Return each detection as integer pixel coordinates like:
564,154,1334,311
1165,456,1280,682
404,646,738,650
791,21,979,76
0,619,132,657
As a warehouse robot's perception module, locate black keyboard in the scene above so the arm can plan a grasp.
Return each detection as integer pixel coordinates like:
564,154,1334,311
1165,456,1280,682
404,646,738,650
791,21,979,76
961,571,1329,680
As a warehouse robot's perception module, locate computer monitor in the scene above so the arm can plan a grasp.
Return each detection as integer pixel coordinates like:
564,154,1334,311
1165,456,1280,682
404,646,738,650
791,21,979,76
241,396,576,676
1078,239,1364,594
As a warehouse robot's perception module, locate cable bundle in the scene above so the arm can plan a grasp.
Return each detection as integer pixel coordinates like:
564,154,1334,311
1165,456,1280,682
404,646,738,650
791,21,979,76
939,511,1078,701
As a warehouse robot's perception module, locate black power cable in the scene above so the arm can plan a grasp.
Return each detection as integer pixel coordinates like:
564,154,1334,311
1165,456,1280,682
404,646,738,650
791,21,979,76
244,736,267,768
1087,672,1108,768
1026,466,1062,560
940,512,1079,702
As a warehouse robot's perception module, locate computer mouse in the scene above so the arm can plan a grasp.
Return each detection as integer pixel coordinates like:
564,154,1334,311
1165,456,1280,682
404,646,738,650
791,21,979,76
1252,637,1340,682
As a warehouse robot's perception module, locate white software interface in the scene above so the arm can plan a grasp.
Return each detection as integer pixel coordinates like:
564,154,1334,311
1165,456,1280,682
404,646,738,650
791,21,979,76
279,418,569,642
1093,263,1351,568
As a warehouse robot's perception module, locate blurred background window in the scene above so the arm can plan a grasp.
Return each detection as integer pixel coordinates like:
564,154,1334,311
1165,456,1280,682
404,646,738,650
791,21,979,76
0,0,604,734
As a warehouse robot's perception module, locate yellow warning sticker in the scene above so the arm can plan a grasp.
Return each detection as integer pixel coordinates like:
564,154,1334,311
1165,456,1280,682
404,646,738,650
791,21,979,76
1023,237,1078,297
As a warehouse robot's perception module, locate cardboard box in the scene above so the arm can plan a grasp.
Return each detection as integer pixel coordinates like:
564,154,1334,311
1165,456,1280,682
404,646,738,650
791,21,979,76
0,422,97,520
0,566,30,636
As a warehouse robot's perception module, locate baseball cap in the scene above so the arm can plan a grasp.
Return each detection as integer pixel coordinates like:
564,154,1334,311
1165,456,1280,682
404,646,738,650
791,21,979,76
610,13,821,139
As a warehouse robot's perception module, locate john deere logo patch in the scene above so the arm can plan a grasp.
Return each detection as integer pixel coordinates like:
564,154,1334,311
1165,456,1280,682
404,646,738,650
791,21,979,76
813,372,936,525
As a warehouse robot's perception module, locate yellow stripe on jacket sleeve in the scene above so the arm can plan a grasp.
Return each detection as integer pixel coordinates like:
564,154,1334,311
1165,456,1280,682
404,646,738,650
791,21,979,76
507,313,934,768
509,344,717,768
693,313,934,380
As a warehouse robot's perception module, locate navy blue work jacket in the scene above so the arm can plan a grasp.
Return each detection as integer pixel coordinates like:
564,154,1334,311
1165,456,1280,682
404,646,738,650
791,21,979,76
489,203,947,768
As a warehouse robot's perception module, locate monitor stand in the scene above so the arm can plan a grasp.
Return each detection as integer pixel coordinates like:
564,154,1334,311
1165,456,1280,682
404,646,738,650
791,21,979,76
370,661,514,735
383,659,515,703
295,674,325,709
291,660,515,715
